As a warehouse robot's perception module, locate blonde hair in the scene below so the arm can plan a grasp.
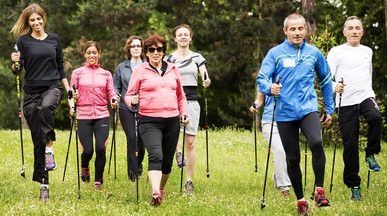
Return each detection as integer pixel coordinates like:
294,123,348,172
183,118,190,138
10,3,47,38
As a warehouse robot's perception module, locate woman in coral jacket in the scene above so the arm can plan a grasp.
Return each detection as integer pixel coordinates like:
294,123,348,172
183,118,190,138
125,34,189,206
69,41,118,190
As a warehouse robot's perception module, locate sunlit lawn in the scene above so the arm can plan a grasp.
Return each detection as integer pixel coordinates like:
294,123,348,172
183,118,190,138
0,128,386,215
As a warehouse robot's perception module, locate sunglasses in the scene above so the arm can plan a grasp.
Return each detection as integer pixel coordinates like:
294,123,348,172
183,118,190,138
147,47,164,53
130,44,142,48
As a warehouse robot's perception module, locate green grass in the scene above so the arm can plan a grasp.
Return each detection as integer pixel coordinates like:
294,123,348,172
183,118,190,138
0,128,386,215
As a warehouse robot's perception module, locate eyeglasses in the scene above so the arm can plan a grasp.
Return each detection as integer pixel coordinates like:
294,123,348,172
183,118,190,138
130,45,142,48
147,47,164,53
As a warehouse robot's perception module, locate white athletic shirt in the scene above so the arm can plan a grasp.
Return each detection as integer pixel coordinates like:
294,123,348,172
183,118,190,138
327,44,375,107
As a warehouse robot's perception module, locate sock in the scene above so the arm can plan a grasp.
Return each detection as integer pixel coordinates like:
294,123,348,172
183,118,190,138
46,146,53,153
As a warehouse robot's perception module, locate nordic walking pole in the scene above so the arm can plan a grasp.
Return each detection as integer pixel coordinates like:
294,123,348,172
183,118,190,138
367,170,370,189
73,84,81,199
304,137,308,191
261,75,281,210
253,104,258,172
329,78,344,194
180,115,187,193
113,99,117,179
204,71,210,178
13,45,25,179
108,100,116,176
133,89,139,203
63,90,74,181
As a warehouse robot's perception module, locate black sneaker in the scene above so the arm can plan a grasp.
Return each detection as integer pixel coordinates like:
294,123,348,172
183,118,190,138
351,186,361,201
297,200,309,215
40,185,49,201
185,181,194,193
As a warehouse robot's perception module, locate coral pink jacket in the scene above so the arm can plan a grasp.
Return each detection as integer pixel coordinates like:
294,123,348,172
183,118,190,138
125,61,187,118
71,63,117,119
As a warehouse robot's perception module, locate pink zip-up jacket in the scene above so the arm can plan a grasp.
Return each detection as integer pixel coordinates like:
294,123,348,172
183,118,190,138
71,63,117,120
124,61,187,118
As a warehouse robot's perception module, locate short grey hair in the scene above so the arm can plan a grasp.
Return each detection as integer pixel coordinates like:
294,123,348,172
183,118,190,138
283,13,306,29
343,16,363,29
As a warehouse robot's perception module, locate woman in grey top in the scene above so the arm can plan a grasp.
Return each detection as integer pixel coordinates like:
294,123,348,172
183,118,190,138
165,24,211,193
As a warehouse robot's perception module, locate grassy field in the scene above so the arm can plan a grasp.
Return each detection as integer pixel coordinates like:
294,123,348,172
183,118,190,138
0,127,386,215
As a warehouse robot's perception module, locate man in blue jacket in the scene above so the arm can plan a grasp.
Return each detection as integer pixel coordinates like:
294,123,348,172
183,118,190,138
257,13,334,215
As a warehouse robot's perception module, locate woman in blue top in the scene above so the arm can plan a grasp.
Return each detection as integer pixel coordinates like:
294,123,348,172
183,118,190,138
113,36,146,182
257,13,334,215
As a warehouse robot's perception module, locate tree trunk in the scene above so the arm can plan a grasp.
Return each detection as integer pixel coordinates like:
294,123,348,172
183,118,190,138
385,0,387,42
302,0,316,43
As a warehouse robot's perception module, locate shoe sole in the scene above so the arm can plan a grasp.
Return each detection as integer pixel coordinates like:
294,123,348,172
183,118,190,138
316,200,330,207
45,166,57,171
365,162,381,172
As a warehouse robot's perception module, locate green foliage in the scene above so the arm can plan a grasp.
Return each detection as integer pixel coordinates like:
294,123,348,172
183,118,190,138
311,11,386,145
0,128,386,215
0,0,386,137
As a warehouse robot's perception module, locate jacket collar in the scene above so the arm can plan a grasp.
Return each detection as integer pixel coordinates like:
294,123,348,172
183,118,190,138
85,63,101,69
284,38,306,50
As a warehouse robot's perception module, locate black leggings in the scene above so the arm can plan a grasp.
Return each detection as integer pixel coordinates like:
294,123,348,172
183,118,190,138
119,108,145,177
139,116,180,174
78,117,109,183
23,86,62,184
277,112,326,200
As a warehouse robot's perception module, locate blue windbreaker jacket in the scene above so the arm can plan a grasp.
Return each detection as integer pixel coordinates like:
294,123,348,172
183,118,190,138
257,39,334,122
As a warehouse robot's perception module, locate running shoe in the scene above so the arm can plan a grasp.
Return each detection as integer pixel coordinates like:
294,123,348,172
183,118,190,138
185,181,194,193
297,200,309,215
40,185,49,201
149,192,162,206
81,167,90,183
94,181,101,190
365,155,380,172
351,186,361,201
314,187,330,207
176,152,187,168
45,152,57,171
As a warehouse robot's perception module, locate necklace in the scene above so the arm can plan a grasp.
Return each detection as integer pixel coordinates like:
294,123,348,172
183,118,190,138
31,33,47,40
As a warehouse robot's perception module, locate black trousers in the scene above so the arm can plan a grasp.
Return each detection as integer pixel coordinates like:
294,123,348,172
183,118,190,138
339,97,382,188
78,117,110,183
139,116,180,174
277,112,326,200
119,108,145,178
23,86,62,184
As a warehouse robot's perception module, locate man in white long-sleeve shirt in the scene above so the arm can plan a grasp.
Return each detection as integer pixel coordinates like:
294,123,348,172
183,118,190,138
327,15,382,202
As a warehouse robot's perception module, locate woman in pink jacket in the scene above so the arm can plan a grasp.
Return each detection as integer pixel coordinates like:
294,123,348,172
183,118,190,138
69,41,118,190
125,34,189,206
